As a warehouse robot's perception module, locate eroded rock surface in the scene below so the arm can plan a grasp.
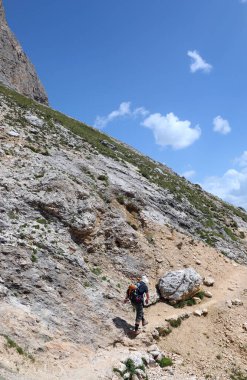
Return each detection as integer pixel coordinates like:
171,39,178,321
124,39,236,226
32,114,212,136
0,0,48,104
158,268,202,302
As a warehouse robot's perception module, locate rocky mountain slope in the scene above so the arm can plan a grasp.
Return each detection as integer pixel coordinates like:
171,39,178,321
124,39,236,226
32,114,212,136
0,0,48,104
0,85,246,379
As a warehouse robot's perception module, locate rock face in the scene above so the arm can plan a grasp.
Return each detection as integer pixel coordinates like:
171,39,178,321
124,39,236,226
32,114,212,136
0,0,48,104
0,87,247,379
158,268,202,302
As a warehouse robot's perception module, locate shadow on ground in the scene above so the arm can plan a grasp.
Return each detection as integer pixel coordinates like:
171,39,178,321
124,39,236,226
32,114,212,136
113,317,137,339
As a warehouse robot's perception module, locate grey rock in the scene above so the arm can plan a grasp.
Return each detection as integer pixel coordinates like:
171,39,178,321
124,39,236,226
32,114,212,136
203,277,215,287
0,0,48,104
25,113,45,127
7,130,19,137
158,268,202,302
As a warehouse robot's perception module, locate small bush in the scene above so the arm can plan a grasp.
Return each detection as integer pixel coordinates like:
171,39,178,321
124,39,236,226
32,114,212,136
196,291,205,300
168,318,182,328
157,357,173,368
125,358,136,375
91,267,102,276
36,218,47,225
31,254,37,263
157,327,172,337
173,298,196,308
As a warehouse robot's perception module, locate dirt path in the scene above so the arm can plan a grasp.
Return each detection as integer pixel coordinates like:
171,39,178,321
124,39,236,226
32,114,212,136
145,260,247,331
43,260,247,380
1,237,246,380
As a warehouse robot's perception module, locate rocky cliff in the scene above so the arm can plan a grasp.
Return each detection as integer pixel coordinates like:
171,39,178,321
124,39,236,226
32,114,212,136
0,0,48,104
0,85,246,380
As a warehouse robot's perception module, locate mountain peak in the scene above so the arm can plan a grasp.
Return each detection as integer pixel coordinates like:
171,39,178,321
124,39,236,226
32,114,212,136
0,0,48,104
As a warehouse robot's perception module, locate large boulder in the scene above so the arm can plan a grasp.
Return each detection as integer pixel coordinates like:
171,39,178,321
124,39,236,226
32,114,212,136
158,268,202,303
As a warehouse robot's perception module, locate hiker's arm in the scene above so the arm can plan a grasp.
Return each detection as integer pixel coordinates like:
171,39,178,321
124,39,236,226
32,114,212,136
124,291,129,304
145,292,150,304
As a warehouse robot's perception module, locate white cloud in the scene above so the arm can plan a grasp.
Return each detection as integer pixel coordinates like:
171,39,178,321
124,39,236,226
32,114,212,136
142,112,201,149
187,50,213,73
213,115,231,135
182,170,196,179
236,151,247,167
201,151,247,209
94,102,149,129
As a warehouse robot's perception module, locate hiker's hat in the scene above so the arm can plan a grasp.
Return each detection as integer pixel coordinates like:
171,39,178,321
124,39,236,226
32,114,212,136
141,275,149,285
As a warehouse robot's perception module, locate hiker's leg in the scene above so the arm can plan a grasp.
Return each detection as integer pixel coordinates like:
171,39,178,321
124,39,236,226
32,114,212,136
135,303,143,331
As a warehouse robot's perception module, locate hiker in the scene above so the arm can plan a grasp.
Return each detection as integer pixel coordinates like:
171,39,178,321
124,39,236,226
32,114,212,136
124,275,150,335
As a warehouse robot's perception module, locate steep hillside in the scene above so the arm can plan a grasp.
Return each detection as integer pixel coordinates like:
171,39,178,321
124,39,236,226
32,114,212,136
0,85,246,380
0,0,48,104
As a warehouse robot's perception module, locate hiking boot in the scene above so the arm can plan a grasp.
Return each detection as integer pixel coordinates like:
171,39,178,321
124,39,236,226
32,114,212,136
133,330,141,336
142,319,148,326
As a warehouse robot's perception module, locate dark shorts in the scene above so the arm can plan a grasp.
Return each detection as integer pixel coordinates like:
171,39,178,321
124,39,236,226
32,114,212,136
132,302,144,323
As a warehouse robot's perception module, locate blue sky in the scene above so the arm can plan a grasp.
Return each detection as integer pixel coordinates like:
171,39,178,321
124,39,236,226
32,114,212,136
4,0,247,208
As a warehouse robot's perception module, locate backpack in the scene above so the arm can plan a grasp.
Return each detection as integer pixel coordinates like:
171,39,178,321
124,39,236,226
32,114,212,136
127,283,143,304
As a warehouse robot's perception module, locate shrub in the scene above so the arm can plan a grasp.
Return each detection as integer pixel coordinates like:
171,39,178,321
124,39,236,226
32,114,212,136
157,327,172,337
31,254,37,263
168,318,182,328
125,358,136,375
196,291,205,300
91,266,102,276
157,357,173,368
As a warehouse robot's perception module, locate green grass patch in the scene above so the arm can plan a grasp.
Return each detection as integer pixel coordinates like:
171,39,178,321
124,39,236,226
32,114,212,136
156,326,172,337
3,335,34,361
2,83,247,253
90,266,102,276
167,317,182,328
157,357,173,368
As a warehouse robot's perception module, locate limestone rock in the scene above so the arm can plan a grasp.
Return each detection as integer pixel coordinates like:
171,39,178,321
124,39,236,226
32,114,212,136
0,0,48,104
158,268,202,302
203,277,215,287
194,308,208,317
204,290,213,298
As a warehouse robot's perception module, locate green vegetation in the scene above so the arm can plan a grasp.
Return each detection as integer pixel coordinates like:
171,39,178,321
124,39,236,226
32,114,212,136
173,298,196,308
3,335,34,361
1,83,247,250
90,266,102,276
196,290,205,300
167,317,182,328
230,368,247,380
157,357,173,368
156,326,172,337
31,254,37,263
113,357,148,379
36,218,47,225
224,227,238,241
